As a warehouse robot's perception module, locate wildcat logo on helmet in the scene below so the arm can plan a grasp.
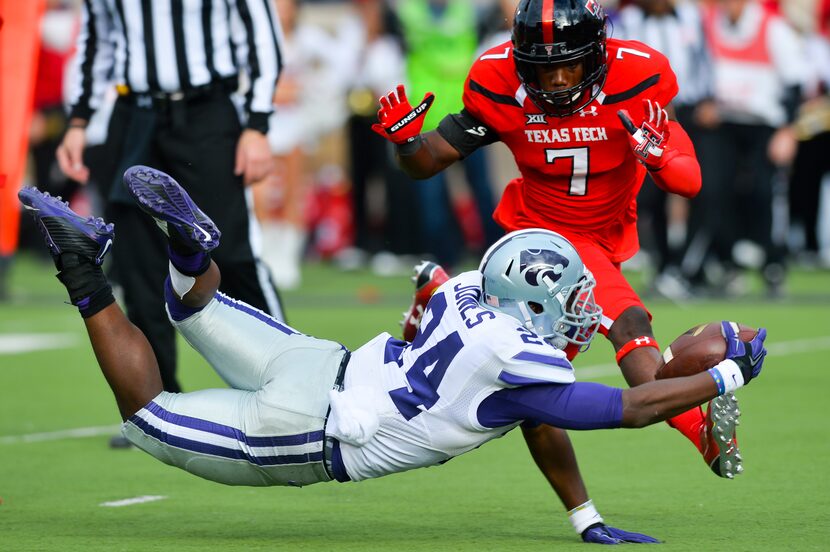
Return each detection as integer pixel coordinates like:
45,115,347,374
584,0,602,18
520,248,569,286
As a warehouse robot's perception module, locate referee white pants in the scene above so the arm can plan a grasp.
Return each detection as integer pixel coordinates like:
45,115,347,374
122,292,347,487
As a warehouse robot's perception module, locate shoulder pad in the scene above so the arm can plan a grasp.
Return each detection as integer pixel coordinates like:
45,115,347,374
464,41,524,119
494,329,575,386
602,39,678,107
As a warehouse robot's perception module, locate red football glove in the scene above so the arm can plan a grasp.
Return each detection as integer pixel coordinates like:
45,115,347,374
618,99,671,169
371,85,435,145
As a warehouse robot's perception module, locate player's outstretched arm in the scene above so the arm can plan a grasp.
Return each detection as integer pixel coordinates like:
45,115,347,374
621,323,767,428
521,424,589,510
521,424,660,544
372,84,462,179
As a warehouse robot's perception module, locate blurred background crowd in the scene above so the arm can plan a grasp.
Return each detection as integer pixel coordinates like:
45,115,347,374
2,0,829,301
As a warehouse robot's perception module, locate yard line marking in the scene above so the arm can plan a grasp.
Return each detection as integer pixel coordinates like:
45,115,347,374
100,495,167,508
0,425,122,445
765,336,830,355
0,333,79,355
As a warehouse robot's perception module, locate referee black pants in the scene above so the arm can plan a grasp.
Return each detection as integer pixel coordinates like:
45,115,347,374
101,91,283,392
683,122,782,283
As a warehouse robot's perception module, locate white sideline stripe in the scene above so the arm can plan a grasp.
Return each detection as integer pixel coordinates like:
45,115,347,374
0,425,122,445
100,495,167,508
765,336,830,355
0,333,79,355
2,337,829,445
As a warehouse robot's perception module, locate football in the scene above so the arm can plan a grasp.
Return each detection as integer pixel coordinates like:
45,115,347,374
655,322,758,380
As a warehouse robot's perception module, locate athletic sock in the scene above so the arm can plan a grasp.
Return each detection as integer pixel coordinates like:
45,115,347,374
667,406,706,452
54,253,115,318
167,244,210,277
164,277,206,322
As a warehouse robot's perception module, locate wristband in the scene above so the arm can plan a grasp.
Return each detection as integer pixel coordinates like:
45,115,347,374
615,336,660,364
708,359,744,395
396,134,424,156
568,499,604,535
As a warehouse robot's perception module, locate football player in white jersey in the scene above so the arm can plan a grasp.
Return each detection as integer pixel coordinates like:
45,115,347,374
19,166,767,544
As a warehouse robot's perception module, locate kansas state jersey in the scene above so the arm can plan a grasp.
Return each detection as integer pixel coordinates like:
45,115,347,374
337,271,575,481
439,38,678,262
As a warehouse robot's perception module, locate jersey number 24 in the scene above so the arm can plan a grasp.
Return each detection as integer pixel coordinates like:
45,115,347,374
388,293,462,421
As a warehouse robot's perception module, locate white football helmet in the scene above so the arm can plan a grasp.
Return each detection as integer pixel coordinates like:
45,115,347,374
478,229,602,351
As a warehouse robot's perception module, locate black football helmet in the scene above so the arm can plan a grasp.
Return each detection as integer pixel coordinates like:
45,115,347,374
512,0,608,116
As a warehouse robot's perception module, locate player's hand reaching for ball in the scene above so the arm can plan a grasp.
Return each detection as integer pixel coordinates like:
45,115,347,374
721,321,767,385
372,85,435,145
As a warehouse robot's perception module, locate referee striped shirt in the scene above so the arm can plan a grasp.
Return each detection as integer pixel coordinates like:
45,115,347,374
68,0,284,131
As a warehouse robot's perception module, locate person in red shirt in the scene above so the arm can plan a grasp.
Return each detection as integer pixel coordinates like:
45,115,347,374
373,0,735,534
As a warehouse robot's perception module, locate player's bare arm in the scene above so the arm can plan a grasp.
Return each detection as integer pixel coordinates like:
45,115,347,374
396,129,462,179
521,424,588,509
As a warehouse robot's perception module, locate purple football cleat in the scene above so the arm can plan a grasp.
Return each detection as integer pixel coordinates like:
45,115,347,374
18,188,114,265
124,165,220,252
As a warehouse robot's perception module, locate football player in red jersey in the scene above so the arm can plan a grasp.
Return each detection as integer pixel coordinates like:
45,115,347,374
374,0,738,539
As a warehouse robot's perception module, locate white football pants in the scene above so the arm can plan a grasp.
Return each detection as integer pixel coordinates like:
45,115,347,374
121,292,347,487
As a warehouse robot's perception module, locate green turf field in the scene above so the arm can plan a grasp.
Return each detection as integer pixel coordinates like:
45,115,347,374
1,253,829,551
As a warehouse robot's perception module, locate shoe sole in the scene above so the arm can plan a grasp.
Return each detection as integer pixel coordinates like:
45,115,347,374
709,393,742,478
124,166,220,252
401,261,449,341
18,188,114,264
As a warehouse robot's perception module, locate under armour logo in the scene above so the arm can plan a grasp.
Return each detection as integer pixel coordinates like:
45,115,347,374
634,337,652,346
526,113,547,125
545,45,554,55
579,106,598,117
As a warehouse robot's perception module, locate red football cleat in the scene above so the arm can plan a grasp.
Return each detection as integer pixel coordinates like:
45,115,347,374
700,393,743,478
401,261,450,342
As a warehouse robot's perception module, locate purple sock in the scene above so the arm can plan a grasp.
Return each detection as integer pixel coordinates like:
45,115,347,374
164,277,206,322
167,245,210,277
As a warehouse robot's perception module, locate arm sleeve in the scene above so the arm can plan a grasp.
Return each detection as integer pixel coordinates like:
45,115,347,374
650,120,702,198
67,0,116,121
436,109,498,159
232,0,284,132
477,383,624,430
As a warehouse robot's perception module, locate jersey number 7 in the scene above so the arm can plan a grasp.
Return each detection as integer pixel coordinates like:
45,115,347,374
389,293,463,420
547,147,589,196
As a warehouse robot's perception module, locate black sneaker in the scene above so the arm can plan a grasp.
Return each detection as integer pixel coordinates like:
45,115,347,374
18,188,114,265
124,165,220,252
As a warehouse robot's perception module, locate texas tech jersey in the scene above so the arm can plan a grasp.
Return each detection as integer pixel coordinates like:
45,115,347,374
438,39,678,262
338,271,575,481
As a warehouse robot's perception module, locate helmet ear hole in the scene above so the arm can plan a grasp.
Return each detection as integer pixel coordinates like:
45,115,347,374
528,301,544,314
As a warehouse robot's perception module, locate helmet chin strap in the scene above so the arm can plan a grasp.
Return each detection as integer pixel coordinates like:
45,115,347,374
517,302,535,331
